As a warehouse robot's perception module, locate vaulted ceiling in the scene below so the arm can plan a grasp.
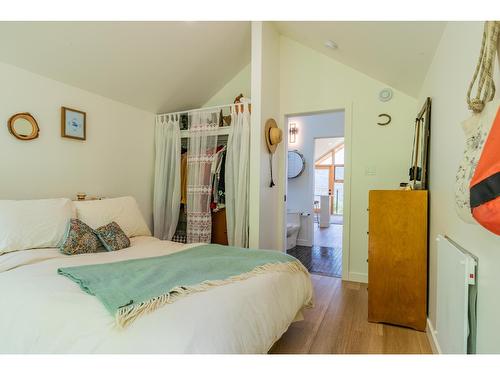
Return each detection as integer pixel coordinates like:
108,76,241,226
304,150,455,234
314,137,344,161
0,22,251,113
275,21,446,97
0,21,446,113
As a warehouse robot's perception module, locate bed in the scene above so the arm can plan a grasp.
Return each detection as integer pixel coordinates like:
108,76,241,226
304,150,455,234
0,198,313,354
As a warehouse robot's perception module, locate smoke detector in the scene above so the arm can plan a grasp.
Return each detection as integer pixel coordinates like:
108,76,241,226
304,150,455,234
324,40,338,50
379,88,393,102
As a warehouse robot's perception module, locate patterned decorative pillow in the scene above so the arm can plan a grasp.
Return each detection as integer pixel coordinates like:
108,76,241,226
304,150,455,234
60,219,101,255
95,221,130,251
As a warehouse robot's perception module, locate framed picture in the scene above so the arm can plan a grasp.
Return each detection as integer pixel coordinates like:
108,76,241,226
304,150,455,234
61,106,86,140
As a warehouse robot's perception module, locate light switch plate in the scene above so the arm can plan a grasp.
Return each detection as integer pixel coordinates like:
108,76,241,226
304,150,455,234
365,166,377,176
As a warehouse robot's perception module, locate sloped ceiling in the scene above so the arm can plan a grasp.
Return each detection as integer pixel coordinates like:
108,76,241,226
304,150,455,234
0,21,445,113
276,21,446,97
314,137,344,161
0,21,251,113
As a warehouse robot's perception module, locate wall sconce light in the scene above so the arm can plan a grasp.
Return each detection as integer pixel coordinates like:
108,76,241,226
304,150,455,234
289,122,298,143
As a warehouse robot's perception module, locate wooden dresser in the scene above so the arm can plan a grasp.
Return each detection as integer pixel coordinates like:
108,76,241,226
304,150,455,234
367,190,428,331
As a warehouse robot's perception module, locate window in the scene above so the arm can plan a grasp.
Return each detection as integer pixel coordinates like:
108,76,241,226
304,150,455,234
334,147,344,164
335,166,344,180
314,168,330,196
314,141,344,215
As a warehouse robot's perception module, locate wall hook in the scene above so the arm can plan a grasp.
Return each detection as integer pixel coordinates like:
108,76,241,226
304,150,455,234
377,113,391,126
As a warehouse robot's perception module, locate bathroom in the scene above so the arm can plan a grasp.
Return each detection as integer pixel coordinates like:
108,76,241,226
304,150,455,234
285,111,345,278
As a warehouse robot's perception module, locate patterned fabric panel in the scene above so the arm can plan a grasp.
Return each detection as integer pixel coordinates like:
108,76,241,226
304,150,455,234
172,231,187,244
95,221,130,251
60,219,101,255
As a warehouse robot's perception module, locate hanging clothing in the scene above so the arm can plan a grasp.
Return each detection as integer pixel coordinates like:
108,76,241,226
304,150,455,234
211,146,227,212
186,110,219,244
172,207,187,244
225,104,250,247
180,152,188,205
153,114,181,240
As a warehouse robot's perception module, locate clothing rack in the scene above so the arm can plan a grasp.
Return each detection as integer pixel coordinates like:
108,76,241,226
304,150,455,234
158,102,240,118
180,127,232,139
157,101,251,141
157,101,250,118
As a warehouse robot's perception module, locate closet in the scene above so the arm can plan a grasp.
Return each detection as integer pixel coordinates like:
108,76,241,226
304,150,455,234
176,119,229,245
153,101,251,248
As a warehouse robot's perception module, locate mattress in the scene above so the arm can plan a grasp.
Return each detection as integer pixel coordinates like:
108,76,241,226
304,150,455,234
0,236,313,353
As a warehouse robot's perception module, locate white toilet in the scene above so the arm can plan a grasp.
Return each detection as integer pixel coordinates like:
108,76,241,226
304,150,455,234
286,212,301,250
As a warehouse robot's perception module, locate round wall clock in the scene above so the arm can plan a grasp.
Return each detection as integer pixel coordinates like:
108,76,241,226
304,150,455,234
288,150,305,179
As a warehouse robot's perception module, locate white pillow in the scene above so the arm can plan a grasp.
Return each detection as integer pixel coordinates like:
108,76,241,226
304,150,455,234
0,198,76,254
74,196,151,238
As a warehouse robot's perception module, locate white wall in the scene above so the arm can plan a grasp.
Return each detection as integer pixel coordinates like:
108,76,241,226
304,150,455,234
0,62,155,226
203,64,251,107
278,36,417,282
287,111,345,246
249,22,283,251
417,21,500,353
204,31,418,273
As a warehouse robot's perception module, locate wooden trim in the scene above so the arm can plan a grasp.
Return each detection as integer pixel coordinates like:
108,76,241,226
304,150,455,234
315,149,333,166
315,161,345,213
332,143,344,163
61,106,87,140
315,165,334,214
7,112,39,141
426,318,441,354
315,143,345,166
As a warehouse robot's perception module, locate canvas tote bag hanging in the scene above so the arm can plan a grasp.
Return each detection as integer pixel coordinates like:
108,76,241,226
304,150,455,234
455,21,500,230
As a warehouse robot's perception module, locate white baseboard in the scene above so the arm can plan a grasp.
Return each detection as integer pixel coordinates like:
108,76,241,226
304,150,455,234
426,318,441,354
348,272,368,283
296,239,312,247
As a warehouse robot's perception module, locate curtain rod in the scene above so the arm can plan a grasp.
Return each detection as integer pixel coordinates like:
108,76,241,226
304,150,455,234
157,101,251,117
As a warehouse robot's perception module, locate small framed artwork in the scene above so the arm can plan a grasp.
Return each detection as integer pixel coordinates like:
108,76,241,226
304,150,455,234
61,106,86,140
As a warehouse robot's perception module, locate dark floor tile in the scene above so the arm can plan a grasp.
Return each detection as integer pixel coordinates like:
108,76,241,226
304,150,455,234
287,245,342,278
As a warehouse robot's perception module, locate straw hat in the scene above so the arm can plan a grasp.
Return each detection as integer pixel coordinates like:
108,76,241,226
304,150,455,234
265,118,282,154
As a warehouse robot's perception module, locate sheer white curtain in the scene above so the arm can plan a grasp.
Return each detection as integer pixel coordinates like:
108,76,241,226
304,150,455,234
153,114,181,240
186,110,219,243
225,104,250,247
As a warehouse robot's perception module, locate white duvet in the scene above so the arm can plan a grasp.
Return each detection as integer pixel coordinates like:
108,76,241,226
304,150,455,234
0,237,313,354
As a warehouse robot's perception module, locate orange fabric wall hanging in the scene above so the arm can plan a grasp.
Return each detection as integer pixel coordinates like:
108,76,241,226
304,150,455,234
470,107,500,234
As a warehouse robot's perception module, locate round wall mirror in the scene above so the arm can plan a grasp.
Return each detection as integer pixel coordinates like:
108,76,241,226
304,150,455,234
8,113,39,141
288,150,305,179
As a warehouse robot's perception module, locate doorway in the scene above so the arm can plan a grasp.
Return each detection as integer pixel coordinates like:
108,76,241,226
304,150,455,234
284,111,346,278
312,137,344,276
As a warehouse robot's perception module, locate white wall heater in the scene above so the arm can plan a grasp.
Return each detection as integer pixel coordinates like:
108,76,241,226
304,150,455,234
434,235,478,354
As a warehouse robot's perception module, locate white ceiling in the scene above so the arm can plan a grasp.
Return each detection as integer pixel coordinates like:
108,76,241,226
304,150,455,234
0,22,251,113
0,22,445,113
276,21,446,97
314,137,344,161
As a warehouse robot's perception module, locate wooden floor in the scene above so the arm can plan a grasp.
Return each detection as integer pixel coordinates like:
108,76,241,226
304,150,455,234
270,275,432,354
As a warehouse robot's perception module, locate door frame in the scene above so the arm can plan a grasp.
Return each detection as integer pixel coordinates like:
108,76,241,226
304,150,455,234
279,104,352,281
